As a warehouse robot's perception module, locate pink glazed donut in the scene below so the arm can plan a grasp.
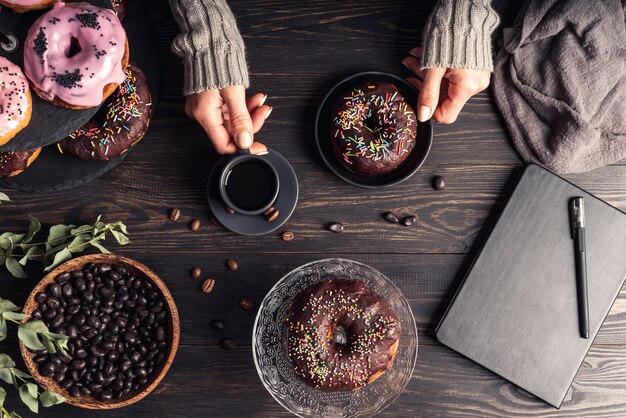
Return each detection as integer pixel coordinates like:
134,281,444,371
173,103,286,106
23,1,129,109
0,0,58,13
0,57,32,146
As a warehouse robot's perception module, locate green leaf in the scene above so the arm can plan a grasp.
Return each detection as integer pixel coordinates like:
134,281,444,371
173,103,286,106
45,224,75,251
0,354,15,370
67,234,91,253
0,369,13,385
18,246,44,266
111,229,131,245
5,258,27,279
10,368,31,380
0,318,6,342
17,328,45,351
0,233,24,250
70,225,92,235
41,338,56,354
0,386,6,407
18,382,39,413
90,241,111,254
9,411,24,418
23,218,41,244
44,248,72,272
2,312,29,322
39,390,64,407
0,299,19,314
0,192,10,202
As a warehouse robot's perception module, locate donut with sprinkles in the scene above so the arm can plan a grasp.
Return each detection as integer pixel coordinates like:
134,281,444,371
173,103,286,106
57,64,151,160
0,0,58,13
331,82,417,176
285,278,401,391
0,148,41,179
0,57,32,146
23,1,129,109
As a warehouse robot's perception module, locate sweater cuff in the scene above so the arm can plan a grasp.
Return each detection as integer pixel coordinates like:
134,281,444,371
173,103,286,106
421,0,500,72
181,49,250,96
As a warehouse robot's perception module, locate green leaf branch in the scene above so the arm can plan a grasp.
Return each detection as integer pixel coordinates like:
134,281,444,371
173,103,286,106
0,299,66,414
0,193,9,206
0,215,130,278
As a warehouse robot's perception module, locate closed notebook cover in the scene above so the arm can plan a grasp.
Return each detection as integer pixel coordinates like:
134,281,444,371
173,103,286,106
436,164,626,408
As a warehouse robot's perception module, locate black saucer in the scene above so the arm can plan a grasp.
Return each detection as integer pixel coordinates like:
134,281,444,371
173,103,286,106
208,149,299,236
315,71,433,188
0,0,160,152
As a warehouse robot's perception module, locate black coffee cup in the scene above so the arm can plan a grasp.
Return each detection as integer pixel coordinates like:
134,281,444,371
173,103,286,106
218,149,280,216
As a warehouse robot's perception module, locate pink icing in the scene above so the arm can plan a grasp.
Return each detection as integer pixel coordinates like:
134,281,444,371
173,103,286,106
24,2,127,107
2,0,54,5
0,57,30,138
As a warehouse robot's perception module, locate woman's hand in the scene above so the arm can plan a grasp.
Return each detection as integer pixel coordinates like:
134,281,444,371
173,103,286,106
185,85,273,154
402,47,491,124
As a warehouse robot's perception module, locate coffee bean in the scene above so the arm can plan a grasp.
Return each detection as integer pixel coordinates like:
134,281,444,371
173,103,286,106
62,283,73,297
383,212,400,224
225,206,235,215
281,231,295,241
190,266,202,280
168,208,181,222
226,259,238,271
35,292,47,303
401,215,417,226
156,326,165,342
263,207,276,216
60,378,73,389
201,278,215,294
266,209,280,222
40,362,56,377
239,299,253,310
433,176,446,191
55,272,71,284
73,277,87,292
211,320,225,330
71,359,86,370
34,354,48,364
328,223,344,233
220,338,236,350
190,218,201,232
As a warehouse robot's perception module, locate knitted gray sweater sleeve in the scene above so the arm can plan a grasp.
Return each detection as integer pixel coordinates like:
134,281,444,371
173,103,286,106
168,0,249,95
421,0,500,71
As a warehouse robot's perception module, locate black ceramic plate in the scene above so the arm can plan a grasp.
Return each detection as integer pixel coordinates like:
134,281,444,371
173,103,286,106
0,0,160,152
207,149,299,237
315,72,433,188
0,144,129,192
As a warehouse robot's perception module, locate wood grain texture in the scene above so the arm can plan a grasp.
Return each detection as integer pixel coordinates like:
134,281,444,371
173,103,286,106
1,0,626,416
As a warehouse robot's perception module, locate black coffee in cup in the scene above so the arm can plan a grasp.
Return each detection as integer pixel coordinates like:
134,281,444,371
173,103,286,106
225,160,278,212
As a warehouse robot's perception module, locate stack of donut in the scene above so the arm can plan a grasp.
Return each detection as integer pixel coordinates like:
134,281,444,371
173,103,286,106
0,0,149,180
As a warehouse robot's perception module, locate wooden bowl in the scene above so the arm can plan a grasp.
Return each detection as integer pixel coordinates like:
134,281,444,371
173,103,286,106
20,254,180,409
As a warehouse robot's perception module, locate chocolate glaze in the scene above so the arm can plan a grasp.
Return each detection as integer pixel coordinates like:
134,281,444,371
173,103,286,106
0,148,40,178
285,278,401,391
331,82,416,177
58,64,151,160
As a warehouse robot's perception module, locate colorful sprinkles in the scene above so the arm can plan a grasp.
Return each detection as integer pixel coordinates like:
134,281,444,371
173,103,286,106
332,83,415,166
286,280,400,390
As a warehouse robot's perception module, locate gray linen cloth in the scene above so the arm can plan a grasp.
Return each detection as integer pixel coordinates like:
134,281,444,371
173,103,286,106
492,0,626,174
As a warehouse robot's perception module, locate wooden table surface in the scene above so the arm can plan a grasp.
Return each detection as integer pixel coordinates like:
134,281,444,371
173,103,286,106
2,1,626,416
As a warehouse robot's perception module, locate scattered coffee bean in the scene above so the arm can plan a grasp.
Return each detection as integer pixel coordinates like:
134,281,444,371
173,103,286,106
328,223,344,233
433,176,446,191
190,219,201,232
224,206,235,215
226,259,238,272
239,298,253,310
168,208,181,222
263,207,276,217
219,338,236,350
190,266,202,280
266,209,280,222
201,278,215,294
210,320,225,330
383,212,400,224
31,262,170,400
281,231,295,241
401,215,417,226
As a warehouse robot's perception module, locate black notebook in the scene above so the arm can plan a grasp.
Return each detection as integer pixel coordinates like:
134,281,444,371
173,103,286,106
436,164,626,408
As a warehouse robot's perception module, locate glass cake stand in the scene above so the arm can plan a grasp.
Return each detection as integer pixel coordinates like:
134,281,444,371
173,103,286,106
252,259,418,418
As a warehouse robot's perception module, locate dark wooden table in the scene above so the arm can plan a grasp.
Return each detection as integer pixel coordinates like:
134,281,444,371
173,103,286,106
3,1,626,416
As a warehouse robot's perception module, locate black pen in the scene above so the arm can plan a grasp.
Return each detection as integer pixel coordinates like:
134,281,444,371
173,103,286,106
569,197,589,339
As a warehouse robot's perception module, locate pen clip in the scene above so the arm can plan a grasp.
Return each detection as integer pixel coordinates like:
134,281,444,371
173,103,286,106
569,197,585,239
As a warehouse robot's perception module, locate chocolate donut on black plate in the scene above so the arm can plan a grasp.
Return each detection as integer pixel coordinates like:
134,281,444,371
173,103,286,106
285,278,401,391
331,82,417,176
58,64,151,160
0,148,42,179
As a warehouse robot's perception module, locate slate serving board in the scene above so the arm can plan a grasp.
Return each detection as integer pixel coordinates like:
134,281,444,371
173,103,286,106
0,0,160,152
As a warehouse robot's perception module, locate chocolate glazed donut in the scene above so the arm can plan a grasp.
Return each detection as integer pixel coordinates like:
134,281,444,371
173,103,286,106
286,278,401,391
0,148,42,178
331,82,417,176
